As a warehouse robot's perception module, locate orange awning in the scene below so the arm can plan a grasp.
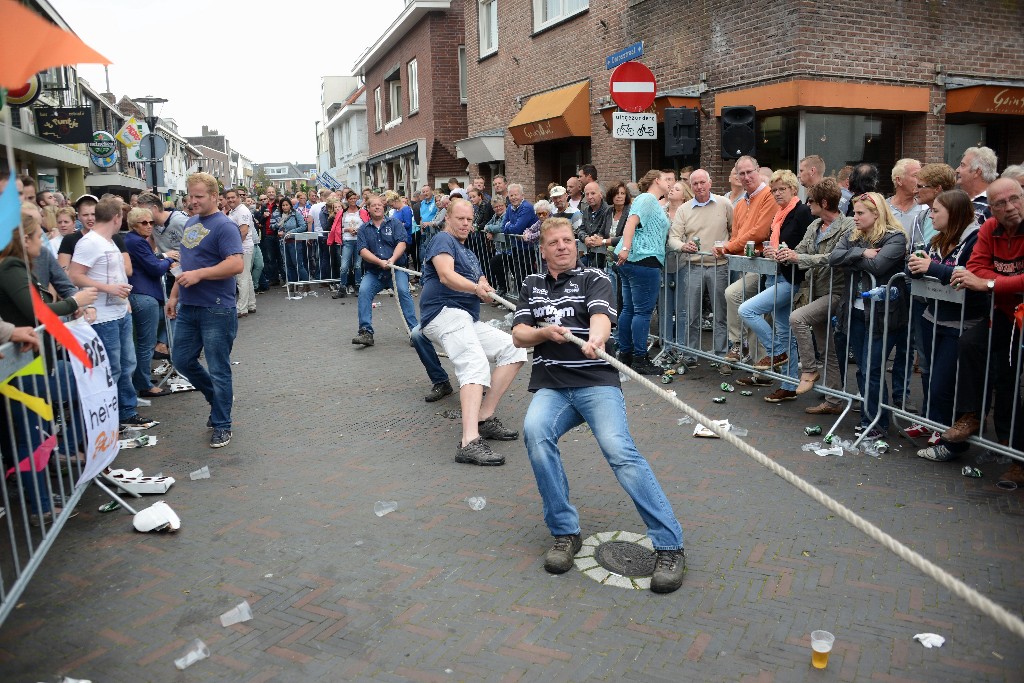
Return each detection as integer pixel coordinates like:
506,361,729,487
947,86,1024,116
714,79,930,116
508,81,590,145
600,94,701,129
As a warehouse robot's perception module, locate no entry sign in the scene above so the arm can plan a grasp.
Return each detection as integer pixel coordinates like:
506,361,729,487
609,61,656,113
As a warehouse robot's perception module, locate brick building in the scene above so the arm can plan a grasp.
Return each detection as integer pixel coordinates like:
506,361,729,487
462,0,1024,197
354,0,468,195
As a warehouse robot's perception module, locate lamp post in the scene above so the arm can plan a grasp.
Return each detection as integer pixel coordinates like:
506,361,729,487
133,95,167,194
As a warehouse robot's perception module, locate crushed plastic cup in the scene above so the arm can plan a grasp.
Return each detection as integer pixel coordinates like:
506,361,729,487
677,416,693,425
465,496,486,510
801,442,822,452
727,424,749,437
121,427,143,440
170,264,183,277
189,465,211,480
374,500,398,517
810,630,835,669
174,638,210,670
372,301,382,308
219,599,253,627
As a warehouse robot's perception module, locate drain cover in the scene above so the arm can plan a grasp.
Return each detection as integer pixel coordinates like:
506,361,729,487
594,540,656,577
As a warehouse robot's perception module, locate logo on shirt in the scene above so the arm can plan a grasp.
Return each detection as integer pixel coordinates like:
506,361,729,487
181,223,210,249
564,282,580,294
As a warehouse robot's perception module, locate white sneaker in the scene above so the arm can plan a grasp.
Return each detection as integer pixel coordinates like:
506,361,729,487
917,444,956,462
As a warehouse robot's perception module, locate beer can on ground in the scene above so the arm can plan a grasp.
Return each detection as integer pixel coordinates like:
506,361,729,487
805,425,822,436
745,241,756,258
661,374,673,384
713,396,726,404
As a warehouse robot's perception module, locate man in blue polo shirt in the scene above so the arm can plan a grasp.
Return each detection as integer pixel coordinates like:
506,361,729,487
165,172,244,448
352,194,418,347
512,217,686,593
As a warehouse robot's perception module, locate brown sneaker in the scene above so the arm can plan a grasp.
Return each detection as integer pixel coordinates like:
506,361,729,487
942,412,980,443
735,375,773,387
753,353,788,371
999,462,1024,486
805,401,843,415
764,389,797,403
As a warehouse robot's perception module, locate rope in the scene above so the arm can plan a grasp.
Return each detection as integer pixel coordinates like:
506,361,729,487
389,263,1024,639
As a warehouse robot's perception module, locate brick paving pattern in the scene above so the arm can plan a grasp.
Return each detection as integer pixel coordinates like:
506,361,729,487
0,288,1021,681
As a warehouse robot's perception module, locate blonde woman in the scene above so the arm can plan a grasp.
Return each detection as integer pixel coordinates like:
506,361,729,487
828,192,908,438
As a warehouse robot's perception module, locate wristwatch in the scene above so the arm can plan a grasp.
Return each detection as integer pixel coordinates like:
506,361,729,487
987,279,995,291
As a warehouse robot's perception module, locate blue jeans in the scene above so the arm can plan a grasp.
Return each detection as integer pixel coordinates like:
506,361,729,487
357,269,417,334
849,314,901,432
129,292,161,392
284,239,308,283
919,321,961,426
94,314,138,419
524,386,683,550
339,240,362,287
411,324,448,385
616,261,661,356
171,305,237,430
738,276,798,390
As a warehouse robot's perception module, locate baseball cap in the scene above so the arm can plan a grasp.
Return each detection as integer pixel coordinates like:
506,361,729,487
549,185,567,198
74,193,99,208
449,188,468,199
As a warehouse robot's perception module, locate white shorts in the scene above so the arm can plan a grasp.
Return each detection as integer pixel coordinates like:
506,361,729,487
422,307,527,388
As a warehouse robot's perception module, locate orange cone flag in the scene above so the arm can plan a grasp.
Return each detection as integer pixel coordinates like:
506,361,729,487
0,0,110,90
30,285,92,369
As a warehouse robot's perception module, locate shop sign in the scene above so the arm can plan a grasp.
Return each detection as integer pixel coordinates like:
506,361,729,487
88,130,116,156
989,88,1024,115
35,106,94,144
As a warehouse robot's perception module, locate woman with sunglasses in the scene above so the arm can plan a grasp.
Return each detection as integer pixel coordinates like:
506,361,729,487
125,207,179,398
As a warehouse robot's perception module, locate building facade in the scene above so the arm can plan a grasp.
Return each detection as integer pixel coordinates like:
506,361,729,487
462,0,1024,197
321,81,368,192
354,0,468,195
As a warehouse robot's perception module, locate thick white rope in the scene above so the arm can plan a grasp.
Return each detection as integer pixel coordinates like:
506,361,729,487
389,263,1024,639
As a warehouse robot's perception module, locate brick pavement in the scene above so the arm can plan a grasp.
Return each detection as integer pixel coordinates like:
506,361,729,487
0,286,1021,682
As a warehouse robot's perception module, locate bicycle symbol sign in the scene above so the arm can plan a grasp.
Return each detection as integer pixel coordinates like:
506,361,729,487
612,112,657,140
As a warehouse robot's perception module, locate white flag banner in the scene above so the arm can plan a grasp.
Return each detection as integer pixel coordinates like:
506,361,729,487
67,320,120,485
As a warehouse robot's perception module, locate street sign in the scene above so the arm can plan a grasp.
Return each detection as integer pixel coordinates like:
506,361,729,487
605,41,643,70
609,61,656,112
144,161,165,188
612,112,657,140
138,133,169,160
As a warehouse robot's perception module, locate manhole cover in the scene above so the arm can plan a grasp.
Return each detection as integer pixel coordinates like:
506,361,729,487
594,541,656,577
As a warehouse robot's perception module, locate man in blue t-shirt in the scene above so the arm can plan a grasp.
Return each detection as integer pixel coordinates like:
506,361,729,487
165,173,244,449
420,199,527,466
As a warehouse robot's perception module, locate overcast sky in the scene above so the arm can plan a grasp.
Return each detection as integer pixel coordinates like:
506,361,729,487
50,0,405,164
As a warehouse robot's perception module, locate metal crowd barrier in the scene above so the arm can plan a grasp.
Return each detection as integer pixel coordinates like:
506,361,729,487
0,325,89,625
279,232,342,296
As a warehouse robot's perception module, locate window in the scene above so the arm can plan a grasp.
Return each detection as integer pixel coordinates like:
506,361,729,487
533,0,588,31
388,79,402,123
407,59,419,113
479,0,498,57
458,46,468,104
374,87,382,131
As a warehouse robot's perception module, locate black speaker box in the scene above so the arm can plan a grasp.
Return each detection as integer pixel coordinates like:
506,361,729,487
721,105,756,159
664,108,699,158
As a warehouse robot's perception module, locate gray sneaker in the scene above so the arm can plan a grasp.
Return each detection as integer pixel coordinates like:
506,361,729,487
478,415,519,440
544,534,583,574
352,330,374,346
210,428,232,448
455,437,505,466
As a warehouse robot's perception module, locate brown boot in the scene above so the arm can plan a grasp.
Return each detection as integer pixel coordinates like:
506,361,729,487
942,412,980,443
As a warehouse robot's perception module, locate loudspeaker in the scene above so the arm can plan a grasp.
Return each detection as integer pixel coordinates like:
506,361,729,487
664,108,699,158
720,105,756,159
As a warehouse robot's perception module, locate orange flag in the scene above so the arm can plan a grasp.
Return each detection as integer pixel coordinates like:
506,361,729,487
30,286,92,369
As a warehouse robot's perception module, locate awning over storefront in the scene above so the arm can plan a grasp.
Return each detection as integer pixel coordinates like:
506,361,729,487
455,129,505,164
85,171,147,191
599,93,701,129
508,81,590,146
714,79,930,116
947,85,1024,116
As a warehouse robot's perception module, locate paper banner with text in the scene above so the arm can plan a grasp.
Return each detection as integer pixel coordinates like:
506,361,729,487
114,116,148,147
67,320,119,485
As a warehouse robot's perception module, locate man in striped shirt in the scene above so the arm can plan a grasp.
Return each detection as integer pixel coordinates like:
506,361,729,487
512,217,685,593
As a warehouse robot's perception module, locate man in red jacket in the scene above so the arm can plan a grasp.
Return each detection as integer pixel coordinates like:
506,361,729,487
942,177,1024,485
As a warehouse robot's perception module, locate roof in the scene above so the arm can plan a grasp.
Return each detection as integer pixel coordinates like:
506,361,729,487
352,0,452,76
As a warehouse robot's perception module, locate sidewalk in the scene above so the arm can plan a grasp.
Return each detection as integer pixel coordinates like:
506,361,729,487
0,286,1021,682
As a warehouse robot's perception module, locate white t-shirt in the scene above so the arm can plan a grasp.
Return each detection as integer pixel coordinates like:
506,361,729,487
341,210,362,241
72,230,129,323
310,202,326,235
229,204,255,253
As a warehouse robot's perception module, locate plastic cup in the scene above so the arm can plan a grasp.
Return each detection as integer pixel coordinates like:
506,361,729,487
174,638,210,670
374,500,398,517
219,599,253,627
810,630,835,669
189,465,211,480
465,496,486,510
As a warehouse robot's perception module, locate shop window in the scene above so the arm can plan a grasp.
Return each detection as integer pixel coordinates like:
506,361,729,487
388,80,402,124
803,113,898,186
533,0,588,32
479,0,498,57
754,115,800,175
945,124,986,167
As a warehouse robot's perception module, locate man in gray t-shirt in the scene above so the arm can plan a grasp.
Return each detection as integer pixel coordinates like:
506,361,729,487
138,192,187,253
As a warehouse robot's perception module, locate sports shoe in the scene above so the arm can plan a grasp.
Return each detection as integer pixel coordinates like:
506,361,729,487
650,549,686,593
30,506,78,528
206,417,214,429
347,285,355,295
917,444,957,462
764,389,797,403
805,401,843,415
616,351,634,367
682,356,698,368
904,423,930,439
723,346,743,363
352,330,374,347
332,289,347,299
631,355,663,375
735,375,773,387
478,415,519,440
942,412,980,443
120,414,156,429
860,428,886,440
210,428,232,448
455,437,505,466
543,533,582,574
753,353,788,371
424,381,453,403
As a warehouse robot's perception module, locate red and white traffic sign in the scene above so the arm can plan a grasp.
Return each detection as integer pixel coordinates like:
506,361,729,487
609,61,656,113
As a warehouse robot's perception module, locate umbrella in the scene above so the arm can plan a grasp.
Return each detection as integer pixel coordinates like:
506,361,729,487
0,0,110,89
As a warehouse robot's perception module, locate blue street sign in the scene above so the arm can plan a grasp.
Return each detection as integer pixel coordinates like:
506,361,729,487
606,42,644,70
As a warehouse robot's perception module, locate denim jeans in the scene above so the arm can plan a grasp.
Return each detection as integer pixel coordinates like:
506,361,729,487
919,321,961,427
849,313,901,432
615,261,661,356
523,386,683,550
171,305,237,430
128,292,161,392
261,234,283,283
738,276,798,389
94,314,138,419
283,239,308,283
411,324,448,385
357,269,417,334
339,240,362,287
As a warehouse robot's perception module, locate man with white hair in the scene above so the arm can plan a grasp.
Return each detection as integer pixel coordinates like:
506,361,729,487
886,158,924,234
957,146,998,224
498,183,537,297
